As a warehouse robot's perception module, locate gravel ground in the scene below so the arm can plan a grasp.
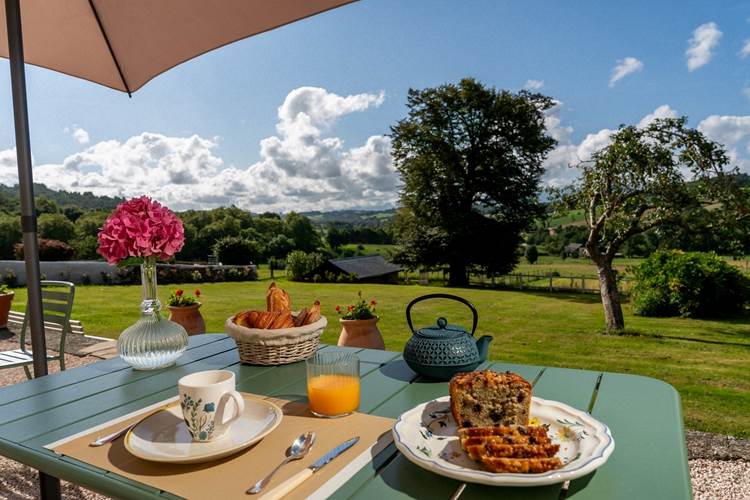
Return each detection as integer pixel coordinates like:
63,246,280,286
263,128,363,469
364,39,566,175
690,459,750,500
0,335,748,499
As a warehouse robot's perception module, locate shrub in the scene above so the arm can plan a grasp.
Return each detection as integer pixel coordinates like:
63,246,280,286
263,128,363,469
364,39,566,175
213,236,260,265
525,245,538,264
631,250,750,318
72,235,100,260
286,250,325,281
38,213,76,243
14,239,75,261
3,269,18,287
0,215,21,260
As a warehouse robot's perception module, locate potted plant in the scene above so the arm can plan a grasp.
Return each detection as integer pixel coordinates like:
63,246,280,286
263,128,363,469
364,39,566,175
167,289,206,336
0,284,14,329
336,292,384,350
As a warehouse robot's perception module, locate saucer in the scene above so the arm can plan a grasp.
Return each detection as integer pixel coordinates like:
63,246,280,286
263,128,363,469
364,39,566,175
124,394,282,464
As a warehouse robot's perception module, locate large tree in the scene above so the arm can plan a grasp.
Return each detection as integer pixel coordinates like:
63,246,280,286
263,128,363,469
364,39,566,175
558,117,746,332
391,78,556,286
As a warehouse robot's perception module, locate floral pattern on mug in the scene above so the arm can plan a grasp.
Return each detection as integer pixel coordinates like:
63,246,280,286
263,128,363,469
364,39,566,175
181,394,216,441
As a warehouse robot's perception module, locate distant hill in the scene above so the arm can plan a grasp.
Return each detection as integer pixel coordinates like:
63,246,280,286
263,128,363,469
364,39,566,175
0,183,123,212
301,208,396,227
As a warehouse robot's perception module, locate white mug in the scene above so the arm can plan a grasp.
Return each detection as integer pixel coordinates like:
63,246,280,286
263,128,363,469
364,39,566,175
178,370,245,442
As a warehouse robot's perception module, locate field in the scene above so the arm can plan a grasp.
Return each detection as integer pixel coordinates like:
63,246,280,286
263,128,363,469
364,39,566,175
10,276,749,438
339,243,397,257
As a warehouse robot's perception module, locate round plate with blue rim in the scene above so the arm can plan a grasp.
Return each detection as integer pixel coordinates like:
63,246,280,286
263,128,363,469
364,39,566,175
124,394,282,464
392,396,614,487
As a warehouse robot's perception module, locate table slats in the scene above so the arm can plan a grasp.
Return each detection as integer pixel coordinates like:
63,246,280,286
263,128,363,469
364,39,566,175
565,373,692,499
0,334,223,406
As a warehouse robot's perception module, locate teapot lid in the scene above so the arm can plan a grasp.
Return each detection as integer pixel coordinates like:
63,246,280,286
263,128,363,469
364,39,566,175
415,317,468,339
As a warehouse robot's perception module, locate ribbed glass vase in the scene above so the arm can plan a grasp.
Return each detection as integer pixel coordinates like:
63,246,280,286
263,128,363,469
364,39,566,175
117,259,188,370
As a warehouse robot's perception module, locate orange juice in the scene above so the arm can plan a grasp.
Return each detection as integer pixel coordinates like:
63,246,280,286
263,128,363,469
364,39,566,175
307,374,360,416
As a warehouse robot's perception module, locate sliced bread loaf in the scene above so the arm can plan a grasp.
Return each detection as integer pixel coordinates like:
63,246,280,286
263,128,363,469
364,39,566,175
449,371,531,428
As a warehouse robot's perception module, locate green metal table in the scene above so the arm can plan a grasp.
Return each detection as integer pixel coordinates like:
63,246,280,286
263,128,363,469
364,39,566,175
0,334,691,499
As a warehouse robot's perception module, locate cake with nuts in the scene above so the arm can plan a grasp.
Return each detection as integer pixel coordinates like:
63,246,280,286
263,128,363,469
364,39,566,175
449,370,532,428
450,371,562,474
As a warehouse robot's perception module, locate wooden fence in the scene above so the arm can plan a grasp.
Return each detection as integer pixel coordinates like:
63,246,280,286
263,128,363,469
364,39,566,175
472,272,634,294
401,269,634,295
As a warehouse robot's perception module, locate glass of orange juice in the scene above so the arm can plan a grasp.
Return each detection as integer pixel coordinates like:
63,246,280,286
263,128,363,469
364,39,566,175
306,352,360,418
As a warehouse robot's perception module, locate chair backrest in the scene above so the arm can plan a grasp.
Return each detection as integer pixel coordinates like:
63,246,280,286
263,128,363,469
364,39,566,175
20,281,76,354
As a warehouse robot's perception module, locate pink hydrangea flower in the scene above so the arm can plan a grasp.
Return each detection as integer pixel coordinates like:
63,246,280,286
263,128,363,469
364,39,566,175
97,196,185,265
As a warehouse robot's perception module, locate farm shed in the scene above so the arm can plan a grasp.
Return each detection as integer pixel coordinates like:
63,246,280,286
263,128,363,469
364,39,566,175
314,254,401,283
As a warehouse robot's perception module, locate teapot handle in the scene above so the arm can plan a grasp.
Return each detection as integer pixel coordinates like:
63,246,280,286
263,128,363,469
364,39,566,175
405,293,478,336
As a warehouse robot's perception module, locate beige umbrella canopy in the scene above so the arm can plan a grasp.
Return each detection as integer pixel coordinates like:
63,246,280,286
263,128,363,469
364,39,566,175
0,0,353,95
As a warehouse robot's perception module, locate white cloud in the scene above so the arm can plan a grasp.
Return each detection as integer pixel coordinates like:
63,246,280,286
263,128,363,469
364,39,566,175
64,125,90,144
0,87,396,212
543,108,750,185
698,114,750,172
740,39,750,58
609,57,644,87
743,87,750,101
524,79,544,90
686,22,722,71
542,104,680,186
636,104,678,128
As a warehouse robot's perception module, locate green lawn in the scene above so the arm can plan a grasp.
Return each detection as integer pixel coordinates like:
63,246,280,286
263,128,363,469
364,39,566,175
9,278,749,438
339,243,397,257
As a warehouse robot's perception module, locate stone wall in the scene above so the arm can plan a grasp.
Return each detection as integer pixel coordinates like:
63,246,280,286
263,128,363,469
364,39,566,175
0,260,257,286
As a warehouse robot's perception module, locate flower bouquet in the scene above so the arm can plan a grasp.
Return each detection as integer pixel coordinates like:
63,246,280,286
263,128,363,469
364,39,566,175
98,196,189,370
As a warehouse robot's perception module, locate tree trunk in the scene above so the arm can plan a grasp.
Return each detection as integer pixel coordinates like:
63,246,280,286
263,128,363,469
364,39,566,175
448,260,468,287
596,262,624,332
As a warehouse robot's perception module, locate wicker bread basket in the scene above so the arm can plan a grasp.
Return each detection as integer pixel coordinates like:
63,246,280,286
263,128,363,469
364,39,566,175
225,314,327,365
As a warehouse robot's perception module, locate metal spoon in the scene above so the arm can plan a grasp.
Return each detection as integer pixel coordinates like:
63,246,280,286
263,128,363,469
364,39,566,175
247,432,316,494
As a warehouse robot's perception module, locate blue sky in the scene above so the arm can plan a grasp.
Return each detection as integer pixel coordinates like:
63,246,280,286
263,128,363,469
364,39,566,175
0,0,748,211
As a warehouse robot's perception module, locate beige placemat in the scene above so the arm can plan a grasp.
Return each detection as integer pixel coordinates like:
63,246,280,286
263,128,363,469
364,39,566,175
48,393,394,500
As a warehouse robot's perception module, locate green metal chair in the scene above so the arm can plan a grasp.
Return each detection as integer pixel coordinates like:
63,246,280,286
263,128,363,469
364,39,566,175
0,281,76,379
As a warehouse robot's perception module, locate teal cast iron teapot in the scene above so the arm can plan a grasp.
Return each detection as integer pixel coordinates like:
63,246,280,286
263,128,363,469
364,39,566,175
403,293,493,380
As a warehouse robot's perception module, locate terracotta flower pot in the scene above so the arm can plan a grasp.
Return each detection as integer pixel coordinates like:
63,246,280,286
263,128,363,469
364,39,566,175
168,303,206,336
0,292,14,329
338,316,385,350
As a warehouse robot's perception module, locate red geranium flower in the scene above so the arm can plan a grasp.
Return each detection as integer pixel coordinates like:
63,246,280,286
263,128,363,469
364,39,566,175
370,299,377,306
347,305,354,311
195,289,201,297
335,305,341,312
175,289,183,296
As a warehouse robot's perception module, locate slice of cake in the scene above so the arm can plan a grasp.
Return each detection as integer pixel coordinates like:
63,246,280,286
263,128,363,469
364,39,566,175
459,426,559,460
449,371,532,428
458,425,562,473
459,425,552,446
479,456,562,474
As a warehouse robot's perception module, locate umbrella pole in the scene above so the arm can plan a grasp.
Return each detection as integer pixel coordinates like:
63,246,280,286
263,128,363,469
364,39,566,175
4,0,60,498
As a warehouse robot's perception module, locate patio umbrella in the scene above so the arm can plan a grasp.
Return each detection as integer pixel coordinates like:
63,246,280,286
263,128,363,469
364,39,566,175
1,1,353,495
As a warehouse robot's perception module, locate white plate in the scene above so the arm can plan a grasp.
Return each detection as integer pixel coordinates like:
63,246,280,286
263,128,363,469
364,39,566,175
124,394,282,464
392,396,614,486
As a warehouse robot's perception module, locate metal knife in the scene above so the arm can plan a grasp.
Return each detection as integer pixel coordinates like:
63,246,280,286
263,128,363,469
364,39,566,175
258,437,359,500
